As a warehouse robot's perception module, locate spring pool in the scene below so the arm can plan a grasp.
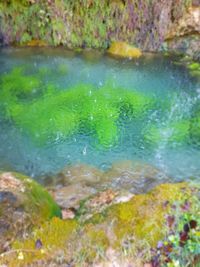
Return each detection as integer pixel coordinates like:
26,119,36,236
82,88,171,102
0,48,199,184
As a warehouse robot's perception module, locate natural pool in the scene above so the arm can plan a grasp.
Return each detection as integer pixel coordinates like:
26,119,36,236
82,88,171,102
0,48,200,184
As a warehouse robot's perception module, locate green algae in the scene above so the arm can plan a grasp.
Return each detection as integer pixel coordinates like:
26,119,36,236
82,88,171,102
190,104,200,145
0,67,153,148
145,120,190,145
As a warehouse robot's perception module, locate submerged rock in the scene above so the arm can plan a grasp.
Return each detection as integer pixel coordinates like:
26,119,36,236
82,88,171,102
45,161,170,215
108,42,142,59
101,160,169,193
56,164,103,186
50,183,96,210
0,172,61,253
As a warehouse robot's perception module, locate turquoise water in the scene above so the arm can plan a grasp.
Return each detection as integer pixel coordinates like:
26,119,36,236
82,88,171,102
0,47,199,182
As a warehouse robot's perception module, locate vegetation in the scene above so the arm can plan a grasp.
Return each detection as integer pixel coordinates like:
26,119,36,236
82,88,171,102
0,0,192,50
0,182,199,266
0,66,153,148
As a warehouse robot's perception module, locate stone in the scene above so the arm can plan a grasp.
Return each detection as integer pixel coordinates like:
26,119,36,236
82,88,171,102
165,7,200,39
0,172,61,253
53,164,103,187
164,6,200,59
50,183,96,210
101,160,169,193
108,42,142,59
25,40,48,47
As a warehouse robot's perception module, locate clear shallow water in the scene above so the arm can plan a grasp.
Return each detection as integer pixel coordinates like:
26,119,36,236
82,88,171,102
0,47,200,182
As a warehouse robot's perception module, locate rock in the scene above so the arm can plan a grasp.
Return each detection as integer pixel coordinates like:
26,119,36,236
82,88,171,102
108,42,142,59
165,7,200,40
25,40,48,47
0,172,61,253
164,6,200,59
101,160,169,193
76,188,134,222
1,182,199,266
50,183,96,210
52,164,103,187
61,208,76,220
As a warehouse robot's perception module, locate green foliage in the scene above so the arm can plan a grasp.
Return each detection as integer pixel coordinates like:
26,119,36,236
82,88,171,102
0,66,152,149
164,190,200,267
0,0,192,49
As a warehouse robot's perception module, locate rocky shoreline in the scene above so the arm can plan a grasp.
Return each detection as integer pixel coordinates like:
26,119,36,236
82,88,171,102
0,162,199,266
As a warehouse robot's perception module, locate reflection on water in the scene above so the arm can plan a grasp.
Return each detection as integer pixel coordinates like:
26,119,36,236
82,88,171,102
0,47,199,183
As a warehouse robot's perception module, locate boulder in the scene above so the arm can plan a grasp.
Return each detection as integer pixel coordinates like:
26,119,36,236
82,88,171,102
108,42,142,59
0,172,61,253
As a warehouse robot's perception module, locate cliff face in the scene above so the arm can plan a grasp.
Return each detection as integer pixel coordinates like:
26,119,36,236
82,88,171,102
0,0,199,58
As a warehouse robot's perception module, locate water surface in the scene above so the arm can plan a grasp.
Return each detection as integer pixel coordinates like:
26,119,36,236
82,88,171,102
0,48,199,183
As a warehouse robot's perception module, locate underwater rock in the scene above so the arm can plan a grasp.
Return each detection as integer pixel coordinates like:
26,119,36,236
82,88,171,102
50,183,96,210
0,172,61,253
108,42,142,59
101,160,169,193
56,164,103,186
46,160,170,214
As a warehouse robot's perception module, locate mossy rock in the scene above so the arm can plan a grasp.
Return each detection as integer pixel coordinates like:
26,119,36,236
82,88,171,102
1,182,198,266
0,172,61,253
108,42,142,59
187,62,200,79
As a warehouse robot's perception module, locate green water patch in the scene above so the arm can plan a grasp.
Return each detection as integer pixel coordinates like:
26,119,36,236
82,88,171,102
0,49,199,180
0,67,155,148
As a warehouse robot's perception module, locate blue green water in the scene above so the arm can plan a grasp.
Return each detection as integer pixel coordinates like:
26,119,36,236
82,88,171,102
0,48,199,182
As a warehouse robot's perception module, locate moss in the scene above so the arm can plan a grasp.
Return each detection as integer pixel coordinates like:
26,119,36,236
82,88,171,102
9,217,77,266
188,62,200,71
25,39,48,47
108,42,142,58
1,182,196,266
105,183,190,248
14,172,61,220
